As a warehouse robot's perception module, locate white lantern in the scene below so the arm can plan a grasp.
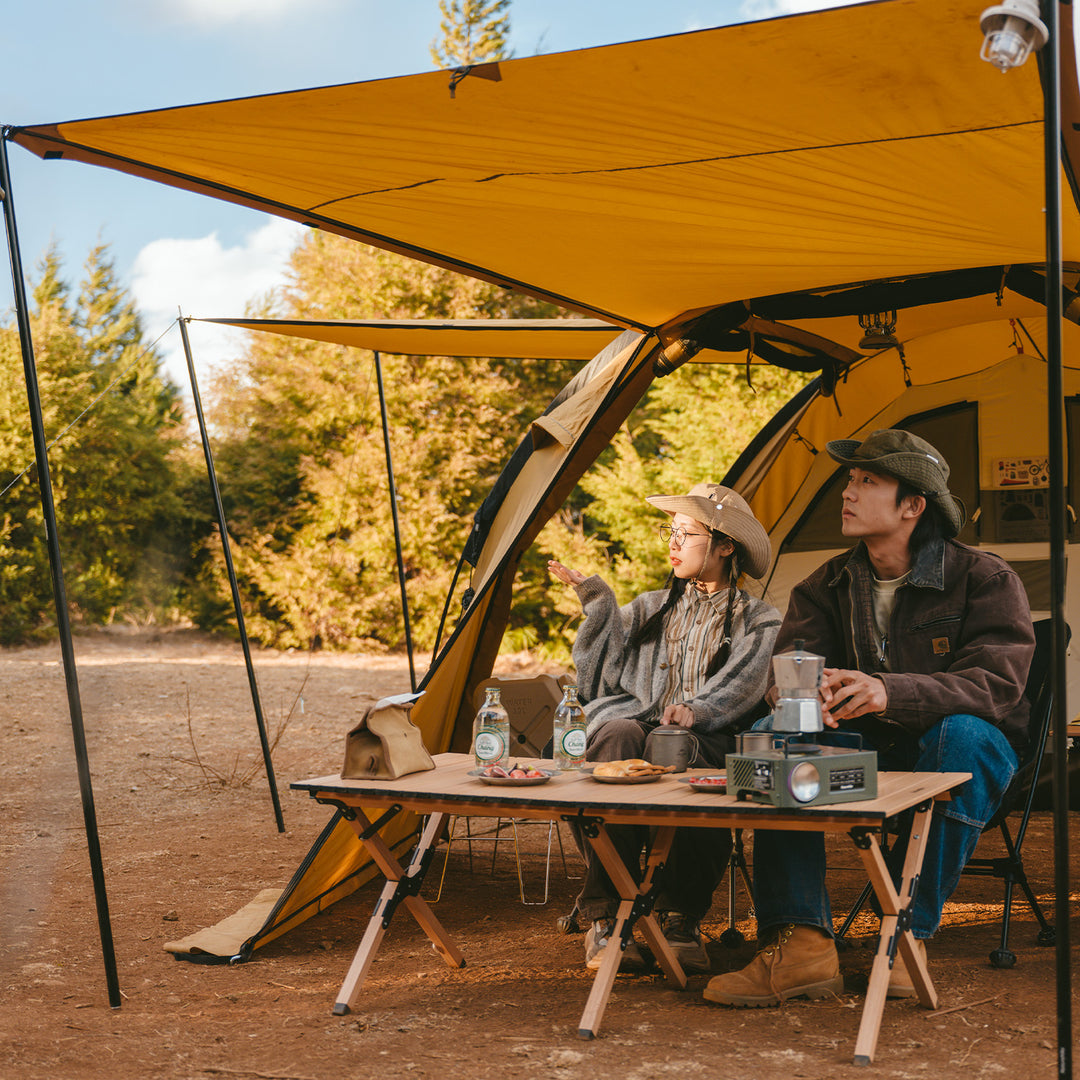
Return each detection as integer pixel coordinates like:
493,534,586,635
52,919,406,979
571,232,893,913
979,0,1049,71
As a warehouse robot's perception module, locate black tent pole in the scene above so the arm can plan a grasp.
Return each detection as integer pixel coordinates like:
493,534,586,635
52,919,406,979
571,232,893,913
1040,4,1073,1076
374,351,416,691
0,131,122,1008
178,317,285,833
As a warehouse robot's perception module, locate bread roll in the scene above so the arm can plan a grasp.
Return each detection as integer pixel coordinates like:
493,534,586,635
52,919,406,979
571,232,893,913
593,758,648,777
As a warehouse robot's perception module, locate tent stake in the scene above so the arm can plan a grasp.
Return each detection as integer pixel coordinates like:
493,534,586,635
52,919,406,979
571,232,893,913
1038,4,1073,1075
178,317,285,833
374,351,416,691
0,131,122,1008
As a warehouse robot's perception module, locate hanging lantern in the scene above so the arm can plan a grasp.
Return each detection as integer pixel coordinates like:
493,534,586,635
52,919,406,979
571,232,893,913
979,0,1048,71
857,311,900,351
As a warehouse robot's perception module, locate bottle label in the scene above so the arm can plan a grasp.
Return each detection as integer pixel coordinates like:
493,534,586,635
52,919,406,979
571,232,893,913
475,729,505,762
561,728,587,759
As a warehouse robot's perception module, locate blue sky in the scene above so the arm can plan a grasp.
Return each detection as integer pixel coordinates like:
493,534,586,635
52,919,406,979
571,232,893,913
2,0,850,385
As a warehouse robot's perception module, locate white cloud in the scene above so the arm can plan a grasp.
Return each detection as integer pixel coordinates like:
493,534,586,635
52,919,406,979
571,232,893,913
740,0,856,17
164,0,344,26
131,216,304,394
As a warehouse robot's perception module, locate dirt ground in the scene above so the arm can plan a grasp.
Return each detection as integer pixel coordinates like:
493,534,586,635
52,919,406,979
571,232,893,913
0,629,1075,1080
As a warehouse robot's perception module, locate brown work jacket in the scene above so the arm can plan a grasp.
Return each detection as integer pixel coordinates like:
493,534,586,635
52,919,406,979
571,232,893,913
770,538,1035,750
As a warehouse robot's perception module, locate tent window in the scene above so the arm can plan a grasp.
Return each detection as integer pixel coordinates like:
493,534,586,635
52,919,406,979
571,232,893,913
780,403,980,553
1004,559,1055,613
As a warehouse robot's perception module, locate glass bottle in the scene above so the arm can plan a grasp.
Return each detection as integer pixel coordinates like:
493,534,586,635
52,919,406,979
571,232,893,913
553,684,587,769
473,687,510,769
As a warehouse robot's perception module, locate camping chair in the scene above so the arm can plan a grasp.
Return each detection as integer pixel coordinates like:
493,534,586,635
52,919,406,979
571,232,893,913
717,829,756,946
836,617,1062,968
427,814,575,905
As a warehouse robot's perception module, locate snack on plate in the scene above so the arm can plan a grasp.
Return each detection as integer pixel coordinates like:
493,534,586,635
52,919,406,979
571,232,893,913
593,759,675,778
483,763,547,779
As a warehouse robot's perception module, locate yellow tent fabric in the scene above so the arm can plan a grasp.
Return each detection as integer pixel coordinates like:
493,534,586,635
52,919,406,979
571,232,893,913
195,315,855,368
12,0,1080,330
194,318,622,360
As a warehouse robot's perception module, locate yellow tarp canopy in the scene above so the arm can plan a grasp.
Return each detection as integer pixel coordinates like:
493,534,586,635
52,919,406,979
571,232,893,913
193,315,860,368
12,0,1080,330
195,317,620,360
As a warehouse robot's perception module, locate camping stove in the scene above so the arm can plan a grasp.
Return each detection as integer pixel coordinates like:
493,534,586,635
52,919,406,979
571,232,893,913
726,642,878,808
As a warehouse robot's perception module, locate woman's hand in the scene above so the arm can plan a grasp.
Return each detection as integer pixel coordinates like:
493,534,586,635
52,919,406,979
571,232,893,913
548,560,586,586
661,703,696,728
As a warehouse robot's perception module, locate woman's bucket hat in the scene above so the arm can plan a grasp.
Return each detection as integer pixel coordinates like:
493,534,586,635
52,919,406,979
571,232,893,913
646,482,772,579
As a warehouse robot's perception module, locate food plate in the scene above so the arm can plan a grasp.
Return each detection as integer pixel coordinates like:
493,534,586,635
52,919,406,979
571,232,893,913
678,775,727,793
469,768,557,786
582,766,664,785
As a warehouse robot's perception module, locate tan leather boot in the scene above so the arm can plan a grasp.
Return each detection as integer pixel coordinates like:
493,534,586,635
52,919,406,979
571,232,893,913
886,937,927,998
702,924,842,1007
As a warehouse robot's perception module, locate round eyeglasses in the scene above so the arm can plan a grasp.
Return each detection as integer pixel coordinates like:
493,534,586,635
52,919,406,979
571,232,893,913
658,524,710,547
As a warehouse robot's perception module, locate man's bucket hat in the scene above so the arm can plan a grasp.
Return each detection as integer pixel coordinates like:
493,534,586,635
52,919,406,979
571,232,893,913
826,428,966,538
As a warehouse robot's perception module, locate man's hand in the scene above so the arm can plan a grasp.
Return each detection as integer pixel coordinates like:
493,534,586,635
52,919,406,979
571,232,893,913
661,703,696,728
820,667,887,726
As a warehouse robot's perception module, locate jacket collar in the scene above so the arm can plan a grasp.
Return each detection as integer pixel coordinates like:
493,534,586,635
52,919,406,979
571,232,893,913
829,537,946,591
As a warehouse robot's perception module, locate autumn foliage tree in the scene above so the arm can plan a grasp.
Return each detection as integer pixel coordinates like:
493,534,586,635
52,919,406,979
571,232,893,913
430,0,511,67
199,234,573,652
188,0,811,659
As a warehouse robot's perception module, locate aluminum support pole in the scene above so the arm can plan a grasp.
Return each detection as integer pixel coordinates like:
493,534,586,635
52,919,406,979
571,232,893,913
1040,5,1073,1076
374,351,416,691
0,131,121,1007
178,317,284,832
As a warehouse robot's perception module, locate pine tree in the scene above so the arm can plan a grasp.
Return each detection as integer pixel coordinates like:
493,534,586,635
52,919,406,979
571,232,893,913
0,245,194,641
430,0,512,68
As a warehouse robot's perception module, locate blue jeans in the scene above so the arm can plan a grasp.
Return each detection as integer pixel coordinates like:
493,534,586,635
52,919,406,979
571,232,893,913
749,714,1018,940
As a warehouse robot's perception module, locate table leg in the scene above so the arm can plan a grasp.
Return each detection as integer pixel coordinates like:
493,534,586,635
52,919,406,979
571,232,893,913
576,823,686,1040
851,803,937,1065
633,827,686,985
332,809,465,1016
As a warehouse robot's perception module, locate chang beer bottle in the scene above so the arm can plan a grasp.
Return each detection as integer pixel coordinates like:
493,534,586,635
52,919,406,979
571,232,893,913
553,684,587,769
473,687,510,769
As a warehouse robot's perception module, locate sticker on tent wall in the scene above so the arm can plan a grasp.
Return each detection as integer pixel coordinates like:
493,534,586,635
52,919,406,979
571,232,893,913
995,457,1050,488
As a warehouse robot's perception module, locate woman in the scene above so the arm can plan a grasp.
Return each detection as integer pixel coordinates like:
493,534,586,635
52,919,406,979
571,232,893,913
549,482,780,974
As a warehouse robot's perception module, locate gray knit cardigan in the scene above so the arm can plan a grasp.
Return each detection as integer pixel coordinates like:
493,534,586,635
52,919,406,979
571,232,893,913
571,574,781,736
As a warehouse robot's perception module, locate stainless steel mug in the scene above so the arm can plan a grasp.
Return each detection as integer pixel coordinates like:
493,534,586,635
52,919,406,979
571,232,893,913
736,731,776,754
645,726,693,772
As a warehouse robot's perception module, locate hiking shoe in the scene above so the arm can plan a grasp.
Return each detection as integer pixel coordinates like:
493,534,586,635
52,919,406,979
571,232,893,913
702,924,842,1007
584,918,646,972
657,910,710,974
886,937,927,999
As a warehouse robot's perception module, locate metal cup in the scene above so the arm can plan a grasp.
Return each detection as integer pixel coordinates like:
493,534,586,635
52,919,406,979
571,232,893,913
736,731,776,755
644,726,693,772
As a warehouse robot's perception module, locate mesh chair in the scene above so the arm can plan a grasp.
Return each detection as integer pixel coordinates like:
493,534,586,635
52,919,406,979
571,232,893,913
958,617,1062,966
427,814,575,905
836,617,1062,968
428,675,579,906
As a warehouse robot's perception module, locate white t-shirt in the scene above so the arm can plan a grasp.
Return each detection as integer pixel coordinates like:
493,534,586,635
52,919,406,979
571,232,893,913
870,571,910,671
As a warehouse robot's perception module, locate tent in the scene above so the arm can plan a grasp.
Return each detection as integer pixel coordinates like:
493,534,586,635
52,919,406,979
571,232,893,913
2,0,1075,1032
156,276,1080,961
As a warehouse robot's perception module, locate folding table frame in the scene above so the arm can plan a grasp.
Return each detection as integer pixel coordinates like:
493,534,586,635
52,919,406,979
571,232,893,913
293,754,969,1066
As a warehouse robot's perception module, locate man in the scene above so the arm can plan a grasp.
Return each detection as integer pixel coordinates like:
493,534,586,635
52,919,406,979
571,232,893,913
703,429,1034,1007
